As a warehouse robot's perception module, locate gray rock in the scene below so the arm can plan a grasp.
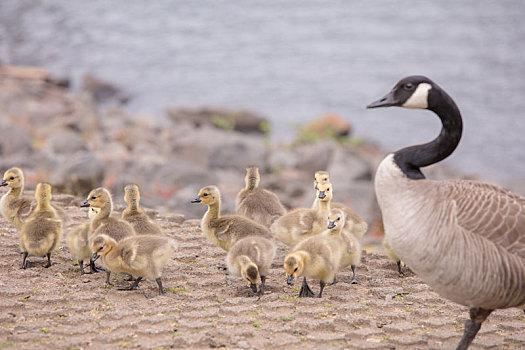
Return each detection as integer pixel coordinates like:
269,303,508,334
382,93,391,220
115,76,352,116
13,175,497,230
50,153,105,196
42,129,86,155
0,121,33,156
293,139,338,175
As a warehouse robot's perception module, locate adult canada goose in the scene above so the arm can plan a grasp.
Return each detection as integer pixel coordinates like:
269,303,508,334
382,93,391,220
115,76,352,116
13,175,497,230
312,170,368,239
271,181,333,247
19,183,62,269
368,75,525,350
235,166,286,228
122,184,164,236
191,185,272,251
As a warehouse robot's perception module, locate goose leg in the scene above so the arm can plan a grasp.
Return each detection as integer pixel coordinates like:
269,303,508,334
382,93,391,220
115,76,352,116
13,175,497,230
78,260,86,275
298,277,315,298
350,265,360,284
456,307,493,350
397,261,405,277
328,275,338,286
256,276,266,296
118,277,143,291
20,252,30,269
105,271,113,286
89,259,104,273
156,278,164,295
317,281,326,298
43,253,52,268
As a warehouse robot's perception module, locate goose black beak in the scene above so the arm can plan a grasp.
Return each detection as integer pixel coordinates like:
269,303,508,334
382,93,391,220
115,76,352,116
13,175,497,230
190,197,201,203
327,221,336,229
318,191,326,199
80,200,90,207
91,252,100,262
314,182,318,190
250,283,258,293
287,275,294,285
0,180,7,187
367,90,398,108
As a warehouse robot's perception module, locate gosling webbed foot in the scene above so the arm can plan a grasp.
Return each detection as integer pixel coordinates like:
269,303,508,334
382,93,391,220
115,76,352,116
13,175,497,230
397,261,405,277
317,281,326,298
124,274,136,281
298,277,315,298
89,259,104,273
20,252,33,269
350,265,360,284
156,278,164,295
328,277,338,286
118,277,143,291
256,275,266,296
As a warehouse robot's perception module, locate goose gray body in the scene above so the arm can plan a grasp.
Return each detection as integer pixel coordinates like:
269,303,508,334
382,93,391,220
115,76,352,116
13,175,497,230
376,154,525,310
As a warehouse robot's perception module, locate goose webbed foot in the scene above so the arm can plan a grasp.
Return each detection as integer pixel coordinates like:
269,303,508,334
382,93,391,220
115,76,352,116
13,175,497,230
118,277,143,291
89,259,104,273
328,276,338,286
43,253,52,268
105,271,114,286
350,265,360,284
20,252,33,269
255,276,266,296
456,307,492,350
124,274,136,281
298,277,315,298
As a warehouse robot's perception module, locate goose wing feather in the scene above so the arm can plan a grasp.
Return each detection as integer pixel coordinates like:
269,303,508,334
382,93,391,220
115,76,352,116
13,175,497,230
438,180,525,258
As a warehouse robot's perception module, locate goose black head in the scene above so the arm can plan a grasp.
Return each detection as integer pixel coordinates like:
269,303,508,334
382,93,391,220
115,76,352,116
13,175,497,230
367,76,435,110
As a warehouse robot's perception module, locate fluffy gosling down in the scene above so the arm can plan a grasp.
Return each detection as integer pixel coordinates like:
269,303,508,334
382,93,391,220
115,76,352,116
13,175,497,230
271,181,333,247
66,207,100,275
226,236,276,296
1,167,34,230
91,234,177,295
283,226,345,298
19,183,62,269
122,184,164,236
191,185,271,251
312,170,368,239
235,166,286,228
81,187,136,280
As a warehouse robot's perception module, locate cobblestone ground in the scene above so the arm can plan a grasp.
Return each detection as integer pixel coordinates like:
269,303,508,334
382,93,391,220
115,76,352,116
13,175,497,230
0,194,524,349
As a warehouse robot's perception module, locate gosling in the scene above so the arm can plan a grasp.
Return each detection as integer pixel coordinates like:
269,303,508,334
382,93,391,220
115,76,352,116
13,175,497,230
91,234,177,295
1,167,34,230
226,236,276,296
66,207,100,275
271,181,333,247
19,183,62,269
312,170,368,239
191,185,272,251
284,231,344,298
121,184,164,236
81,187,136,280
325,208,361,284
235,166,286,228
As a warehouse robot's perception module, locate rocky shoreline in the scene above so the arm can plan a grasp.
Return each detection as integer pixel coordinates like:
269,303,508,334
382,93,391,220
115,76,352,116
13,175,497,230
0,64,486,242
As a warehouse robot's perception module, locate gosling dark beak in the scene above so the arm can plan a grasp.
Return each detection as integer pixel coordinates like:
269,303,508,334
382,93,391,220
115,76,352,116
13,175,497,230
314,182,318,190
367,90,398,108
318,191,326,199
250,283,258,293
0,180,7,187
91,252,100,262
80,200,90,207
328,221,336,229
287,275,294,285
190,197,201,203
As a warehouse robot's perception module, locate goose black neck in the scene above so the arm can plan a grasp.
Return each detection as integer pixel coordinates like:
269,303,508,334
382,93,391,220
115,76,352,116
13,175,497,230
394,88,463,180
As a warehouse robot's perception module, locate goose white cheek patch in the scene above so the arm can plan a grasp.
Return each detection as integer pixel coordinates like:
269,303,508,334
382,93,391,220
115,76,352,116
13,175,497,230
402,83,432,109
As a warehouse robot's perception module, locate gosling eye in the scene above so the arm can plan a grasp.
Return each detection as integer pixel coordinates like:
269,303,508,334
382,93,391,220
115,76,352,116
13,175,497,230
323,177,327,181
294,267,298,272
10,177,15,180
327,188,330,192
202,193,208,197
91,196,97,200
337,217,340,221
404,83,415,90
99,246,103,251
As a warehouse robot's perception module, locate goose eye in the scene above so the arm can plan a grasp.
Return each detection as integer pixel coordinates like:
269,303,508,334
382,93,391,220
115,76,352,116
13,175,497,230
9,177,14,180
202,193,208,197
294,267,298,272
91,196,96,200
337,217,340,221
99,246,103,251
327,188,330,192
404,83,414,90
323,178,327,181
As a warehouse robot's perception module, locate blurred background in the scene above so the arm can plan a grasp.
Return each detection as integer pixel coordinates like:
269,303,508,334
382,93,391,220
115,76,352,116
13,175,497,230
1,0,524,233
